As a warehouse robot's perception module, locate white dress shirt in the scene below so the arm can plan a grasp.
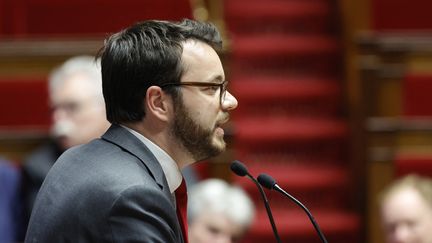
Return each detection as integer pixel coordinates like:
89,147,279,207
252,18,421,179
121,125,182,193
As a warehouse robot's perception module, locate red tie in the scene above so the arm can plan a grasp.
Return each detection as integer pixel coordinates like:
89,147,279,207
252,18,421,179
175,178,188,243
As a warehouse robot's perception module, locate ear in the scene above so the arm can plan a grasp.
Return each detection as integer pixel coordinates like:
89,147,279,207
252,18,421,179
145,86,172,122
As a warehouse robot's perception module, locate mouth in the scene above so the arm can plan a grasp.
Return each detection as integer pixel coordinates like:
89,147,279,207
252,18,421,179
215,114,230,136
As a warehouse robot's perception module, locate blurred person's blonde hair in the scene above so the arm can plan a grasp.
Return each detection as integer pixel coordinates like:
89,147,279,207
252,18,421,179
379,174,432,205
188,178,255,228
49,55,103,104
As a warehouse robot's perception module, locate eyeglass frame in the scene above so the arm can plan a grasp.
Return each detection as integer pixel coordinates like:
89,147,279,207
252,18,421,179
160,80,229,106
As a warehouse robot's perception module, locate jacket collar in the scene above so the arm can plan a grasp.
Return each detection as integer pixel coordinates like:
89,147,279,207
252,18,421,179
101,124,167,190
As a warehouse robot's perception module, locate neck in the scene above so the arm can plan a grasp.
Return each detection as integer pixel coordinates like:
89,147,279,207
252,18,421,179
123,121,195,169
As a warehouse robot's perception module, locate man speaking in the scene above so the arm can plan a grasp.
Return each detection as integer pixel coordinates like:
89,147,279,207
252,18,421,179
25,19,238,243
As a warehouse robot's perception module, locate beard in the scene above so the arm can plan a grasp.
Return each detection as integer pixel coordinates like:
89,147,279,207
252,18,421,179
171,96,226,162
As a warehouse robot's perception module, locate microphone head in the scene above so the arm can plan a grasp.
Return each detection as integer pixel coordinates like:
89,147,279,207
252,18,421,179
230,160,249,177
257,173,277,190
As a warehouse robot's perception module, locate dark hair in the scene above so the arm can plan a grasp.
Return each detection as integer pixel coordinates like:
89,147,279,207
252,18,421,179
98,19,222,124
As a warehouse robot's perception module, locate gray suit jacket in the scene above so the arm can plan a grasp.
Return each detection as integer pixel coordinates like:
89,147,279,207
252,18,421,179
25,125,184,243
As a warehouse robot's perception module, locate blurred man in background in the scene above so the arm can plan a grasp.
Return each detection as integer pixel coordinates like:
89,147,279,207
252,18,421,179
188,178,255,243
21,55,110,225
379,174,432,243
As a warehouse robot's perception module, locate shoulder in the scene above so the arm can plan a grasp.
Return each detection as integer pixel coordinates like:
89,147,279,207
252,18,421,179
46,139,166,207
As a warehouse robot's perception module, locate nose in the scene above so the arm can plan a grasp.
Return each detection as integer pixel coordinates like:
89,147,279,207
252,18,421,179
221,91,238,111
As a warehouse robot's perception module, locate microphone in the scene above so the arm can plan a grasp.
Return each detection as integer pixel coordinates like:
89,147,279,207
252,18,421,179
230,161,281,243
257,173,328,243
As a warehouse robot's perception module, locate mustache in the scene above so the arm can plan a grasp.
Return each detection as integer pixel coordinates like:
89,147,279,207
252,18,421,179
216,113,230,127
51,120,75,138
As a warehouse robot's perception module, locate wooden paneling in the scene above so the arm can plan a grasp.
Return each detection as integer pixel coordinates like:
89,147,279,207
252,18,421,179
358,33,432,243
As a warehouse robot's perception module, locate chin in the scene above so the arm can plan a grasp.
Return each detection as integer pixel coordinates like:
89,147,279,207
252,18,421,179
212,138,226,153
195,141,226,162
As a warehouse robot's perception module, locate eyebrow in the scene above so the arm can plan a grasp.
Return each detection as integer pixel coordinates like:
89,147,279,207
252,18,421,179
211,75,224,83
181,74,225,83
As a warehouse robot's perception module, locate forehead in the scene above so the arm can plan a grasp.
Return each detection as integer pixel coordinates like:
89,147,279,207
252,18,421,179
381,188,432,220
194,211,246,236
50,73,98,101
180,40,224,82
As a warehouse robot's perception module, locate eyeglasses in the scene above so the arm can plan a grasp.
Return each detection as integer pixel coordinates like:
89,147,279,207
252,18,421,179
161,81,228,106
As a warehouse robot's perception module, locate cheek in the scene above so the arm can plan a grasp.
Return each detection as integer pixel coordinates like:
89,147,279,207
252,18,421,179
416,218,432,237
88,109,107,124
75,107,101,123
185,94,219,122
190,109,217,129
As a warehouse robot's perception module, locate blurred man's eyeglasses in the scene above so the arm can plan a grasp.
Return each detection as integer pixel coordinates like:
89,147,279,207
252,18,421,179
161,81,228,106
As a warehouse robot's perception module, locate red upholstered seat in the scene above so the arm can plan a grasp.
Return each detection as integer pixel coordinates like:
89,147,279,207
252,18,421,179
242,209,360,242
225,0,360,242
231,76,341,101
0,78,50,130
225,0,332,35
234,117,347,143
230,34,339,60
0,0,192,37
395,153,432,177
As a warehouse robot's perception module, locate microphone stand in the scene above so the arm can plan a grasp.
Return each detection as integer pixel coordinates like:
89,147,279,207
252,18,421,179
246,174,281,243
258,173,328,243
273,184,328,243
230,161,281,243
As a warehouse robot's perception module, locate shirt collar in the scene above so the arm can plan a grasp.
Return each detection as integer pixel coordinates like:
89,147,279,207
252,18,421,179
120,125,182,193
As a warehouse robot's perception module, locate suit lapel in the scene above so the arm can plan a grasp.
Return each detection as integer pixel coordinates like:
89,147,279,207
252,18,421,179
101,124,183,242
101,124,167,192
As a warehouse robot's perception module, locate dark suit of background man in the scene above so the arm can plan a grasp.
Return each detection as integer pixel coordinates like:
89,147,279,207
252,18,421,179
25,19,238,243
